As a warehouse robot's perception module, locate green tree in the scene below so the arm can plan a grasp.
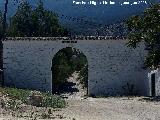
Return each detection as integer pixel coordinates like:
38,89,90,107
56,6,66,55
8,1,68,37
8,2,32,36
126,3,160,69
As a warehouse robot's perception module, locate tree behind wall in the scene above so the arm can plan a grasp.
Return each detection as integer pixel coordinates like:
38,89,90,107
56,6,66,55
8,1,68,37
126,3,160,69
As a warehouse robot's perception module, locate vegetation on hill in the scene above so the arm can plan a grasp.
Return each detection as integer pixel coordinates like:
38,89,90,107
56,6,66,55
126,3,160,69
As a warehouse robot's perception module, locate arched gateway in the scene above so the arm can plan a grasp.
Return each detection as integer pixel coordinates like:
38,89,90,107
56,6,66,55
51,47,88,95
2,37,156,96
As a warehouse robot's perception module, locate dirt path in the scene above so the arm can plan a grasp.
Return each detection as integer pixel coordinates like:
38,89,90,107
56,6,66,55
55,97,160,120
61,71,87,100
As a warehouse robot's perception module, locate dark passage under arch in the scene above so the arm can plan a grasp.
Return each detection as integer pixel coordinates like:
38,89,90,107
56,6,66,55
51,47,88,96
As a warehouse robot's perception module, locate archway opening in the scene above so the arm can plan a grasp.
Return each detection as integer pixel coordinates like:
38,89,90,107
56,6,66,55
51,47,88,98
151,73,156,97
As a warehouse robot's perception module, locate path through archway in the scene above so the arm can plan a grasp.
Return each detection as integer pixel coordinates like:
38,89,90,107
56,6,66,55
51,47,88,99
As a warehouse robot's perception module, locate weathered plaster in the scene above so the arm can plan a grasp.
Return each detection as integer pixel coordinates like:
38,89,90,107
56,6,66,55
2,37,150,96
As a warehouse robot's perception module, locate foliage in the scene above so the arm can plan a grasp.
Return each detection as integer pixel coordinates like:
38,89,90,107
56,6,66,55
52,47,88,92
1,87,30,102
126,3,160,69
78,64,88,88
42,92,66,108
8,1,68,37
0,87,66,108
52,50,72,87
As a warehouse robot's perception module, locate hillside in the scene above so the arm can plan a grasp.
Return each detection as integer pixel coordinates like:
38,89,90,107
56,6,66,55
0,0,159,35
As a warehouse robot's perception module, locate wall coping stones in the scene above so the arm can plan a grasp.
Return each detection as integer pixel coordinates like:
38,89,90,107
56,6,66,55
3,36,127,41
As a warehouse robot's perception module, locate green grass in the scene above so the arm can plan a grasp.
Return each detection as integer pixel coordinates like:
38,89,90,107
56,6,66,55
0,87,31,102
0,87,66,108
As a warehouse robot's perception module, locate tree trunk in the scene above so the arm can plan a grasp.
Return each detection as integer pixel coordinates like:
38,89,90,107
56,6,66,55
3,0,8,36
0,0,8,86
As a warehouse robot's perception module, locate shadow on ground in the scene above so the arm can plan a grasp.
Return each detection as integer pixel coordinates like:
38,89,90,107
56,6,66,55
139,96,160,102
53,81,79,95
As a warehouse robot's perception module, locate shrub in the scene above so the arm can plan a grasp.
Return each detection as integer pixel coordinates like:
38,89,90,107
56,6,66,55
42,92,66,108
0,87,66,108
78,64,88,88
2,87,30,103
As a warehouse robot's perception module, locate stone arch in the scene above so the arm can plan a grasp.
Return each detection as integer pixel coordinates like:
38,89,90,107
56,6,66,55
51,47,88,95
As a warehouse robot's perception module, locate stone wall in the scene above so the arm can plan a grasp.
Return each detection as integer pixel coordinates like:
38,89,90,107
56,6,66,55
2,37,150,96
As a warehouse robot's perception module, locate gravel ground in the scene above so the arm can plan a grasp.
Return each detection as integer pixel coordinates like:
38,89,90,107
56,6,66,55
60,97,160,120
1,72,160,120
1,96,160,120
